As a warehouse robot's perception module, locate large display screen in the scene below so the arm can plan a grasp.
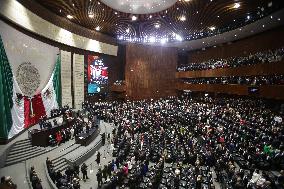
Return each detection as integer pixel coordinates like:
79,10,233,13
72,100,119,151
87,55,108,94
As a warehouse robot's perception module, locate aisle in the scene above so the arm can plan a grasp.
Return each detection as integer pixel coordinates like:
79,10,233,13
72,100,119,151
0,121,114,189
78,122,115,189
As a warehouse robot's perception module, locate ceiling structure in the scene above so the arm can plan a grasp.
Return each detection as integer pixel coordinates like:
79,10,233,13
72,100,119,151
34,0,284,46
100,0,178,14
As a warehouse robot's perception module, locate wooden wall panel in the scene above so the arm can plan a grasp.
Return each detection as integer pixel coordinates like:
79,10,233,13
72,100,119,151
188,26,284,63
176,60,284,78
110,84,126,92
126,44,177,100
176,83,284,100
259,85,284,100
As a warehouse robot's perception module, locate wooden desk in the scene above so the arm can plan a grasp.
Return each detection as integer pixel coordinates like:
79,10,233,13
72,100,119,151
30,119,75,147
75,127,100,146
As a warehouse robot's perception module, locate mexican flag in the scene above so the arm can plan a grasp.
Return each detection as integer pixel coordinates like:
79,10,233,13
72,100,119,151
0,35,62,140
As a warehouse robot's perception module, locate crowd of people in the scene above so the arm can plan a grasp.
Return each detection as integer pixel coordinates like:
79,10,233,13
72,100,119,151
39,106,73,130
47,111,98,146
81,94,284,188
177,47,284,71
46,157,81,189
0,176,17,189
182,75,284,85
50,106,72,118
113,80,125,86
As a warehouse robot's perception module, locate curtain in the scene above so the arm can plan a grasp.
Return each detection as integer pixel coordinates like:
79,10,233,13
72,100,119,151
53,55,62,107
0,35,13,139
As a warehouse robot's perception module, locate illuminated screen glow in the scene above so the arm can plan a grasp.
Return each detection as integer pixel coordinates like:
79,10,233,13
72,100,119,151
87,55,108,94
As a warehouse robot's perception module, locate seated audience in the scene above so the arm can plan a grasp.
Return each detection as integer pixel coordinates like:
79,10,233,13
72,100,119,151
177,47,284,71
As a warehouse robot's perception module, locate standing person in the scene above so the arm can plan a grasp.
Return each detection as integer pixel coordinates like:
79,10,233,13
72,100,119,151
102,133,106,145
96,151,101,166
56,131,62,145
102,165,108,181
96,168,102,187
73,163,80,178
81,163,89,181
107,133,111,144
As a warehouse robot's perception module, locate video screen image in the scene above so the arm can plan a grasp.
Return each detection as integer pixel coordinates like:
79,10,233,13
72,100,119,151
87,55,108,94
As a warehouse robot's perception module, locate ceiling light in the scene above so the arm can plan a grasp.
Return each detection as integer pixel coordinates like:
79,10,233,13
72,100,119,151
95,26,100,31
131,15,137,21
126,28,130,33
155,24,160,28
67,15,73,19
149,36,156,43
247,15,250,20
233,3,240,9
209,26,216,31
88,13,94,18
176,34,183,41
161,38,167,44
180,15,186,21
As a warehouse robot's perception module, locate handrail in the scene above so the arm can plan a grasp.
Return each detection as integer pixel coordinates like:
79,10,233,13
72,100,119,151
67,139,103,166
25,160,33,189
44,164,58,189
45,139,103,189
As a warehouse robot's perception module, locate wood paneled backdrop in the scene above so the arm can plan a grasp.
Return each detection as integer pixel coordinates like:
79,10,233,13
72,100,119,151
176,83,284,100
126,44,177,100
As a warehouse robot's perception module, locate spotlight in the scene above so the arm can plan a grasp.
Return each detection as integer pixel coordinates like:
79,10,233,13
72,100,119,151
161,38,167,44
66,15,73,19
132,15,137,21
155,24,160,28
179,15,186,21
233,3,240,9
209,26,216,31
95,26,100,31
149,36,156,43
176,34,183,41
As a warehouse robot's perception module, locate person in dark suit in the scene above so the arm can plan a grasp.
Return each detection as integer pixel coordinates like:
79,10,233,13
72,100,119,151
96,152,101,166
96,168,102,187
102,165,108,181
73,163,80,178
81,163,89,180
86,124,90,134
